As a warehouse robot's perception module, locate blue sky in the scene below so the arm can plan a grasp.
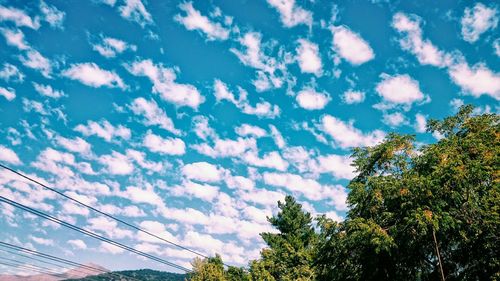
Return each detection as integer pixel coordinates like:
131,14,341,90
0,0,499,274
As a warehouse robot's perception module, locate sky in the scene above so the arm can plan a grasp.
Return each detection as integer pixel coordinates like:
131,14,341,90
0,0,499,275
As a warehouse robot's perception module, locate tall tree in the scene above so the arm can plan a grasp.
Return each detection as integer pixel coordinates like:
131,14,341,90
258,195,318,281
315,105,500,281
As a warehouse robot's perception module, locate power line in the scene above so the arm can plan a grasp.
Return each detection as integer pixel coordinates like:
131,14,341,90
0,260,64,276
0,196,192,273
0,241,142,281
0,163,215,263
0,256,65,275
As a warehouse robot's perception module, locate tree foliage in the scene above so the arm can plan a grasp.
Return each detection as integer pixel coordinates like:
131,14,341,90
187,106,499,281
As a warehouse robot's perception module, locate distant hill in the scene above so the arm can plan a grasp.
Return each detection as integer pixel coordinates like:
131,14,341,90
63,269,186,281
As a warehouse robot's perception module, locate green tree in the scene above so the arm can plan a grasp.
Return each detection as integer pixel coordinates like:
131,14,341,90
188,255,226,281
258,195,318,281
315,105,500,281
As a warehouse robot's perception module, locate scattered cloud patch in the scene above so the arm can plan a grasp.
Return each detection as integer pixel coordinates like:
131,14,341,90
266,0,312,27
92,36,136,58
461,3,498,43
296,39,322,76
143,131,186,155
62,63,127,89
129,97,180,135
448,62,500,100
342,90,365,104
331,26,374,65
0,87,15,101
175,2,230,40
74,120,131,142
33,82,65,99
0,5,39,29
0,145,21,164
296,88,330,110
320,115,385,149
39,1,65,29
375,74,428,110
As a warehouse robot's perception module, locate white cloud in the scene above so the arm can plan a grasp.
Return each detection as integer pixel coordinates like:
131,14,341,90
296,88,330,110
174,2,230,40
55,136,92,156
192,115,217,141
0,27,29,50
320,115,385,149
235,124,267,138
122,185,165,208
39,1,65,28
414,113,427,133
171,180,220,202
448,62,500,100
230,32,287,91
0,145,21,165
19,49,52,78
143,131,185,155
0,63,24,82
270,125,286,149
62,63,126,89
375,74,427,109
67,239,87,250
317,154,355,180
98,151,134,175
342,90,365,104
93,36,136,58
126,59,204,109
118,0,153,26
75,120,131,142
126,149,163,173
461,3,498,43
182,162,224,183
29,235,53,246
129,97,180,135
382,112,408,128
213,79,280,118
266,0,312,27
331,26,374,65
88,217,133,239
0,5,39,29
243,151,288,171
33,82,65,99
192,137,256,158
0,87,15,101
392,12,448,67
296,39,322,76
100,242,125,254
494,39,500,57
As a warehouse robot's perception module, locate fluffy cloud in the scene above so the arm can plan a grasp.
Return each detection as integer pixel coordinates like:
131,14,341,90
182,162,224,182
0,145,21,164
75,120,131,142
93,36,136,58
213,79,280,118
55,136,92,156
316,154,355,180
0,27,29,50
235,124,267,138
171,181,220,202
266,0,312,27
296,88,330,110
175,2,230,40
33,82,65,99
320,115,385,149
0,87,15,101
143,131,186,155
39,0,65,28
414,113,427,133
375,74,428,109
342,90,365,104
243,151,288,171
382,112,408,128
19,49,52,78
296,39,322,75
129,97,180,135
0,5,39,29
448,62,500,100
67,239,87,250
331,26,374,65
0,63,24,82
118,0,153,27
230,32,287,91
193,137,256,158
126,59,204,109
392,12,449,67
62,63,126,89
98,151,134,175
461,3,498,43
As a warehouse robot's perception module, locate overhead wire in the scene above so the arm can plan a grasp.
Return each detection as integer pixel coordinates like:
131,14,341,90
0,163,217,264
0,196,192,273
0,241,142,281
